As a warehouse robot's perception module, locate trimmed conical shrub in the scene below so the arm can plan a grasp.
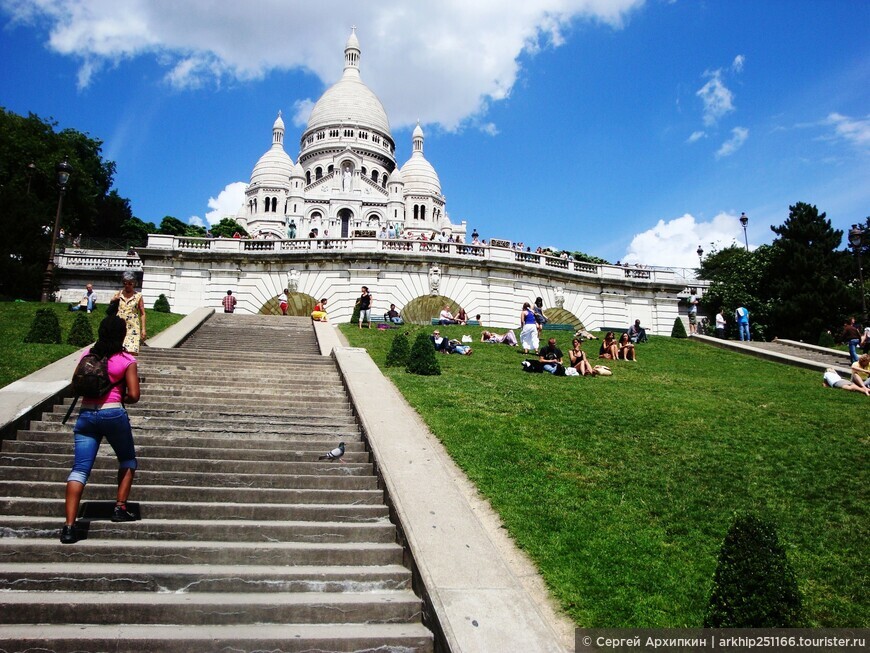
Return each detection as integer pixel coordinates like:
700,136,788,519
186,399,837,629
385,331,411,367
24,308,62,344
704,514,802,628
671,316,688,338
350,299,361,324
406,332,441,376
67,311,95,347
153,294,171,313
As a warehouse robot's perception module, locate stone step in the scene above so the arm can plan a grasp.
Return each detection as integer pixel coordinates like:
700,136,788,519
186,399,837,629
0,623,433,653
0,466,376,490
0,590,421,625
0,516,394,544
3,439,366,463
48,403,356,420
0,497,389,521
0,561,410,592
0,454,373,476
0,538,403,566
23,422,361,440
0,480,383,505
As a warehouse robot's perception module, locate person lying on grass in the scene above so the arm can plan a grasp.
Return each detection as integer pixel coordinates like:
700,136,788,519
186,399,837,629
480,330,518,346
823,368,870,396
851,354,870,390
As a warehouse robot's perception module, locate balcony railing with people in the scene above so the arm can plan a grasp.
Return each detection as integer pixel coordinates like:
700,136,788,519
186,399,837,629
131,234,682,285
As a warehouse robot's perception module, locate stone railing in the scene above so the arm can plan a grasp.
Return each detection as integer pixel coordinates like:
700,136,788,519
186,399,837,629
143,234,680,285
54,252,142,271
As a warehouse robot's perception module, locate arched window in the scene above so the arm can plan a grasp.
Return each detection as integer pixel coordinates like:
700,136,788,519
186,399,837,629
413,205,419,220
372,170,379,183
315,167,323,180
306,171,311,185
361,166,367,177
271,197,277,212
328,164,334,174
421,206,426,221
382,176,387,188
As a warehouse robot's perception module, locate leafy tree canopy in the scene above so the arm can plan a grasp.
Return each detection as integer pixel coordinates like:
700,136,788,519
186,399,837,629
210,218,249,239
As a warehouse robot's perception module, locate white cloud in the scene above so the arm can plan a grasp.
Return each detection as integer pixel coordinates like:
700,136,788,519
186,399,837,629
824,112,870,148
696,70,734,126
687,130,706,143
188,216,205,227
292,99,315,128
716,126,749,158
731,54,745,73
1,0,645,131
623,212,745,268
203,182,247,226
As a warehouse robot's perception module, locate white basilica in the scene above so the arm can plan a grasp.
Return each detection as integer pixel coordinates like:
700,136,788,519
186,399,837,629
236,29,465,242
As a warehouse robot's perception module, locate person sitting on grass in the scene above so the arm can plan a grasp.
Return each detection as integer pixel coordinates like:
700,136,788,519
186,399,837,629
431,330,450,353
439,306,458,325
480,330,518,346
823,368,870,396
599,331,619,360
455,307,469,325
617,332,637,361
538,337,564,374
851,354,870,390
628,319,648,343
385,303,403,324
568,338,596,376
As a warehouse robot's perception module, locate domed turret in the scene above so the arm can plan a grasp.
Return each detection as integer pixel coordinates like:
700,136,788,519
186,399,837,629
250,111,293,187
400,122,441,195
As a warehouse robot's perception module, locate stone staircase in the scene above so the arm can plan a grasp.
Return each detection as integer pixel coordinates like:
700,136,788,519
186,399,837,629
0,314,433,651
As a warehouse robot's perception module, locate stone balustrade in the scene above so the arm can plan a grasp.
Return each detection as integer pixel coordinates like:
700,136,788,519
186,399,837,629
144,234,683,285
54,252,142,271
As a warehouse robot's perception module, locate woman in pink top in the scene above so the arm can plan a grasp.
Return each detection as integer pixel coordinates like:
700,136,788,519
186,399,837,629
61,303,141,544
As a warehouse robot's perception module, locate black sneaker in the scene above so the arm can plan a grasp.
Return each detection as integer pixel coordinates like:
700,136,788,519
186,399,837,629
59,524,78,544
111,504,138,522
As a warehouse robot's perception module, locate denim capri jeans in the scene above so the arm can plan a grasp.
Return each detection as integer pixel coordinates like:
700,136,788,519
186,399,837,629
68,407,138,485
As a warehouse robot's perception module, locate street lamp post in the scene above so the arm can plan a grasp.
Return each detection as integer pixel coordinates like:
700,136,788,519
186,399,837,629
40,158,73,303
696,245,704,267
849,223,867,326
739,212,749,251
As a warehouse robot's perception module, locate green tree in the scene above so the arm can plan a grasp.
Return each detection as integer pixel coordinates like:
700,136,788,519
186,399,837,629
699,245,775,341
766,202,852,341
158,216,189,236
24,308,61,344
67,311,95,347
153,294,171,313
385,331,411,367
671,316,688,338
119,216,158,247
570,250,610,265
0,108,133,298
210,218,248,238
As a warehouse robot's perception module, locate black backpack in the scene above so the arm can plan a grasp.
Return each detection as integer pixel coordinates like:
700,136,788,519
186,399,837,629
72,352,116,398
62,351,124,424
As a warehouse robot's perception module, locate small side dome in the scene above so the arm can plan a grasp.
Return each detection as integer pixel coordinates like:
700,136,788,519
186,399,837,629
388,167,404,184
400,122,441,194
292,161,305,178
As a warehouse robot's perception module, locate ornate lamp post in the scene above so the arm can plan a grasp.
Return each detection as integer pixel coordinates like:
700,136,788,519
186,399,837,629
40,158,73,303
696,245,704,267
849,223,867,326
739,212,749,251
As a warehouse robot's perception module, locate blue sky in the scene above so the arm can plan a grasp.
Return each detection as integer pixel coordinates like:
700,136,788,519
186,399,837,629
1,0,867,268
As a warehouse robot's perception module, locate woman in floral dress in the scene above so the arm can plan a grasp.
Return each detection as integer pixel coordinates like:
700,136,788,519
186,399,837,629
113,270,147,353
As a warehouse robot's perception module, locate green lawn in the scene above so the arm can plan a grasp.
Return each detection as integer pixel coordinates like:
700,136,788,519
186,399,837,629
340,323,868,628
0,301,184,389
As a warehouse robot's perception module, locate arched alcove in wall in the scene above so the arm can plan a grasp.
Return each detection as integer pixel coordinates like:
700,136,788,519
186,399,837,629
402,295,461,324
258,293,316,316
541,307,585,329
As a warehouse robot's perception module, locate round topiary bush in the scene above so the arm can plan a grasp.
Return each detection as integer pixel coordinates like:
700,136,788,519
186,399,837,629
385,331,411,368
153,294,171,313
704,514,803,628
671,316,688,338
818,330,835,348
406,332,441,376
67,311,95,347
24,308,62,344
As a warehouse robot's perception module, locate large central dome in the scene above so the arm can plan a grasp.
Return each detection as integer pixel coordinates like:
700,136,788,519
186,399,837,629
305,29,391,137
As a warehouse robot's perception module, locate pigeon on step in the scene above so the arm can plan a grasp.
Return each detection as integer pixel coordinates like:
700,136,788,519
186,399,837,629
318,442,345,461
